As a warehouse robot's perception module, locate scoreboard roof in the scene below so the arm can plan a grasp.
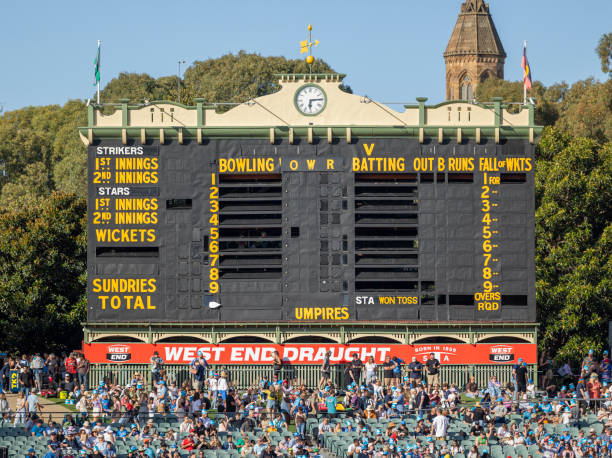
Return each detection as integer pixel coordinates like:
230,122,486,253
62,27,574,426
79,73,540,145
82,73,541,325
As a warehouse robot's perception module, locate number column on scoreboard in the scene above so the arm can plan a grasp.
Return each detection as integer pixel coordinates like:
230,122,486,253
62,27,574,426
92,157,113,225
208,172,220,295
475,171,501,314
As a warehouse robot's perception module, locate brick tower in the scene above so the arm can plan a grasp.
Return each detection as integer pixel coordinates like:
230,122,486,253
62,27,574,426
444,0,506,101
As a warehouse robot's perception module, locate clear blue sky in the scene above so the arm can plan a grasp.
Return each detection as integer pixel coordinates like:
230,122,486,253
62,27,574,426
1,0,610,112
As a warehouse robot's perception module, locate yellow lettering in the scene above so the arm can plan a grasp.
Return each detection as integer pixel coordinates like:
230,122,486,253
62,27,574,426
306,159,316,170
437,157,445,172
363,143,375,156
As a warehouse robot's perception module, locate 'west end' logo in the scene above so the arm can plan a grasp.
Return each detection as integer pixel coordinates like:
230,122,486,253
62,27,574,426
106,344,132,362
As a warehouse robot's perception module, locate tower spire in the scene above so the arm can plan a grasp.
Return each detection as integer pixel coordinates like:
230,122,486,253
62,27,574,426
444,1,506,100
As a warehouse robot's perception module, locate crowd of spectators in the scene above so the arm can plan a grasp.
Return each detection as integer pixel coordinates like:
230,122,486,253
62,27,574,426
0,349,610,458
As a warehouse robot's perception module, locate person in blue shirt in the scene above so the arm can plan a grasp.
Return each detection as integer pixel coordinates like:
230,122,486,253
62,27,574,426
540,396,553,414
392,357,404,385
560,429,572,442
259,375,270,390
31,419,45,437
391,389,405,413
325,391,337,416
43,421,57,437
116,425,128,440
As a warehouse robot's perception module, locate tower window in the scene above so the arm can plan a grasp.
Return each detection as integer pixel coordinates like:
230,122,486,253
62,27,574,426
460,75,473,101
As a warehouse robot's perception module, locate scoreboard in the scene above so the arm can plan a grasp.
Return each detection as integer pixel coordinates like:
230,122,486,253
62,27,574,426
87,137,535,323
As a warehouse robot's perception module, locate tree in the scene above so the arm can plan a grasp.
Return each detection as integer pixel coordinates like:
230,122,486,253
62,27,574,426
475,78,565,127
555,78,612,143
0,193,87,353
0,100,87,199
0,162,51,212
596,32,612,76
182,51,348,109
100,73,176,104
535,127,612,363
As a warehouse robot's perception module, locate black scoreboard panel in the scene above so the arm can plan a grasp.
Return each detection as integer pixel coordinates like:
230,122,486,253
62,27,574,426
87,138,535,322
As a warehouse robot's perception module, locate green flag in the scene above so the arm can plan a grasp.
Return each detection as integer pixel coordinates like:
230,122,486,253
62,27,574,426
93,42,100,86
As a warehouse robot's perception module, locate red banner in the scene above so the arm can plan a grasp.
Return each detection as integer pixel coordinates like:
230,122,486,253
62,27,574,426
83,343,536,365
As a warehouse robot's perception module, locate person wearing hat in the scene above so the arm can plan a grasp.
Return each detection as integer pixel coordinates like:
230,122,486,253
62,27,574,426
277,434,291,453
47,431,61,455
492,399,507,424
587,372,603,409
189,352,208,393
181,432,195,451
150,351,164,384
145,418,158,436
65,428,80,449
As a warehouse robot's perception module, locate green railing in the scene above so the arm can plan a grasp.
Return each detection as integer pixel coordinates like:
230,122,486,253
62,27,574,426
88,364,536,391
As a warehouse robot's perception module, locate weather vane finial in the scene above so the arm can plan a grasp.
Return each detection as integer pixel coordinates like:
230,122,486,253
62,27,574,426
300,24,319,67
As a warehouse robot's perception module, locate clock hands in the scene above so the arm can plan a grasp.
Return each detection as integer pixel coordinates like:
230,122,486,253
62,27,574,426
307,97,324,111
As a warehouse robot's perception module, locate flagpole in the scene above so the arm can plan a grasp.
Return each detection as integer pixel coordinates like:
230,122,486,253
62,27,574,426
97,40,101,104
523,40,527,105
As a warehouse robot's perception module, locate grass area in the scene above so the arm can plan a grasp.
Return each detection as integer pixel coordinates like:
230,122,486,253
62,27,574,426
459,394,480,406
44,396,77,413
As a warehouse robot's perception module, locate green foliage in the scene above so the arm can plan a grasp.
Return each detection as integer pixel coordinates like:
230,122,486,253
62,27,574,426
477,76,612,143
555,78,612,143
0,162,52,212
100,52,350,109
0,100,87,199
475,78,565,127
535,128,612,363
0,193,87,353
100,73,178,104
596,32,612,76
182,51,349,109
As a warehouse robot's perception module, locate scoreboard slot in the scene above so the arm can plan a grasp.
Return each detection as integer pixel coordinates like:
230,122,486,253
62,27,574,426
354,213,418,225
219,200,281,212
356,281,418,292
500,173,527,183
95,247,159,257
354,173,421,293
220,214,282,225
355,267,418,279
355,253,418,266
218,174,283,282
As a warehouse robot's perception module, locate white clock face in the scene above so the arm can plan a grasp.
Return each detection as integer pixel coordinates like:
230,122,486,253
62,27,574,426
295,85,326,115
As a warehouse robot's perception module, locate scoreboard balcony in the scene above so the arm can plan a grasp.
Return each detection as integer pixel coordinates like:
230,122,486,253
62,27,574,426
80,74,541,381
